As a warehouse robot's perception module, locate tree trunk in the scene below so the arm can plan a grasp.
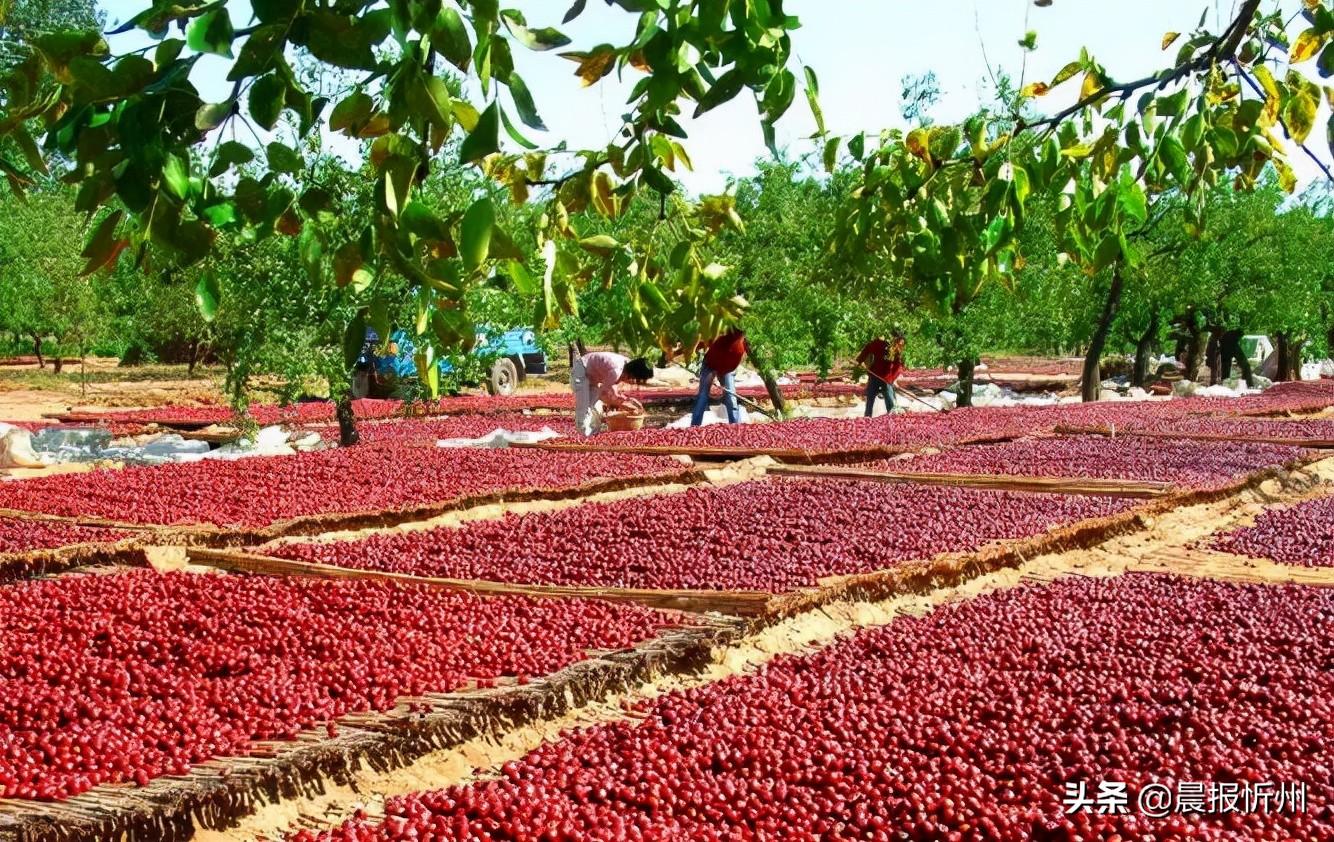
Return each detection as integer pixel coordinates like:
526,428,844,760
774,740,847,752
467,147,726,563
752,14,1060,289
187,340,199,376
1082,265,1125,402
954,357,978,407
1221,329,1253,387
52,356,63,374
1133,313,1159,388
761,370,786,417
31,335,43,368
1289,338,1306,380
1182,320,1204,383
1206,326,1224,385
335,395,360,446
1275,333,1291,383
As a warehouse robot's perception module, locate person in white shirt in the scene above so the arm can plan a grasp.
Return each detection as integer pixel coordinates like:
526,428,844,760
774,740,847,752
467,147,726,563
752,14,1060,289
571,352,653,435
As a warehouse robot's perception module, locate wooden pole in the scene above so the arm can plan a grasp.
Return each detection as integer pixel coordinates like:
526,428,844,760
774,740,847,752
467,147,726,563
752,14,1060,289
185,547,776,616
766,463,1175,498
1055,424,1334,449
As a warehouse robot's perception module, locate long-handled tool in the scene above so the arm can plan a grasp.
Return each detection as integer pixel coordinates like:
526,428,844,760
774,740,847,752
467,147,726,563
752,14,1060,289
865,369,947,413
682,362,779,420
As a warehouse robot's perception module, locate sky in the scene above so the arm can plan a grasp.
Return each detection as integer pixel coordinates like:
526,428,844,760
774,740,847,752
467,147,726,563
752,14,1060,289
94,0,1327,193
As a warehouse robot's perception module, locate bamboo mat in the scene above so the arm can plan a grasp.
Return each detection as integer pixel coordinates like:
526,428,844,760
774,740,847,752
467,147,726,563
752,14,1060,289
1133,546,1334,587
0,621,739,842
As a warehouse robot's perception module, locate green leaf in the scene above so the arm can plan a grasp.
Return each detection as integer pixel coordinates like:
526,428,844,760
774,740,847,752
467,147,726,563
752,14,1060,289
304,10,378,70
195,99,234,131
578,234,620,256
693,68,744,117
1156,88,1188,117
253,0,302,23
1158,135,1190,185
507,73,546,130
803,66,825,135
433,7,473,71
847,132,865,160
155,38,185,69
195,273,222,321
229,24,285,79
460,196,495,270
499,105,538,149
330,91,373,133
80,209,127,275
210,141,255,177
266,142,302,174
642,164,675,194
1093,234,1121,272
562,0,587,23
459,101,501,163
822,136,840,172
162,153,190,200
501,10,571,50
200,201,237,227
187,8,234,57
10,127,47,176
1116,181,1148,224
343,312,367,370
1317,42,1334,78
401,201,451,241
507,259,538,295
1329,113,1334,169
369,295,391,336
249,72,286,130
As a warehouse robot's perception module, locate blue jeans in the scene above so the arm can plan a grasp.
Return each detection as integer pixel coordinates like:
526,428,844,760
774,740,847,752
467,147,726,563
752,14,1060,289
865,377,894,417
691,366,740,425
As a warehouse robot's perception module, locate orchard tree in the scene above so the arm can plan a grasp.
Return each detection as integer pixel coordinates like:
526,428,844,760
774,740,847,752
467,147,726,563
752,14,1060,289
0,188,103,368
0,0,810,439
834,0,1334,403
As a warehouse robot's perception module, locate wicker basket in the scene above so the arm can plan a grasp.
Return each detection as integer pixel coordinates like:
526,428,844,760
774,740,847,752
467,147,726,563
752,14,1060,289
605,411,646,432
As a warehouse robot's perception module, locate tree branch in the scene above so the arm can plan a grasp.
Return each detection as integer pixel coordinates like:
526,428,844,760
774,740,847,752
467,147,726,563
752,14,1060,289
1019,0,1261,134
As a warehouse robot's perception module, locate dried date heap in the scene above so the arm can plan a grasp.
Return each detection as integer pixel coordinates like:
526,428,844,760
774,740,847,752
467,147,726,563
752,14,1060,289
297,575,1334,841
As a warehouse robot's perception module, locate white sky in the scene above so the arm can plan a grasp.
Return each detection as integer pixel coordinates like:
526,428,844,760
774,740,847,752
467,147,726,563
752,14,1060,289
95,0,1328,193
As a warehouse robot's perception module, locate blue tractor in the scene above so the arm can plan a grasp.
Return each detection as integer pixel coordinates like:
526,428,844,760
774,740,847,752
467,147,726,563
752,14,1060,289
352,326,547,398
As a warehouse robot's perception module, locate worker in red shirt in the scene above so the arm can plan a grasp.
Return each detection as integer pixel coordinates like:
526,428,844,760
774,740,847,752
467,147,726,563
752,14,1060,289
691,328,748,426
856,330,905,417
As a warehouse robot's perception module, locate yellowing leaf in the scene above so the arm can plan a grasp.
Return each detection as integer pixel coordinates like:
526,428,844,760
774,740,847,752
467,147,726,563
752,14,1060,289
1161,32,1180,50
1020,81,1049,98
1050,61,1082,87
905,128,931,161
1080,71,1102,100
1291,28,1325,63
1274,157,1297,193
1283,90,1319,143
1253,65,1280,99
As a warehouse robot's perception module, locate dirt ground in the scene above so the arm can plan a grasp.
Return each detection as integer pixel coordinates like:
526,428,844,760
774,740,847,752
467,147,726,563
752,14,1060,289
0,359,578,422
0,359,226,419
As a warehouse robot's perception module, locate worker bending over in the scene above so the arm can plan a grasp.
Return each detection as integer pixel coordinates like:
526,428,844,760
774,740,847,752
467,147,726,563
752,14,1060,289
856,331,905,417
571,351,653,435
691,328,748,426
